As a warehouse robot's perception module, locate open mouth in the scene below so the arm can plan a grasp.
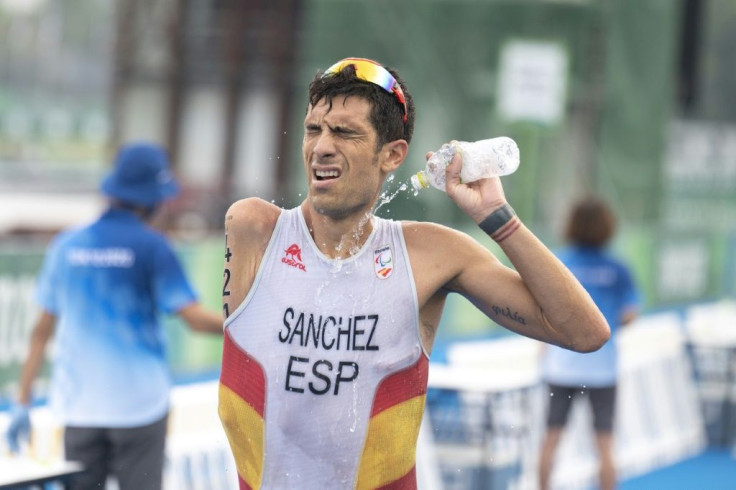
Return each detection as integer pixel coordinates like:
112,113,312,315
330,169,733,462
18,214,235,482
314,169,341,181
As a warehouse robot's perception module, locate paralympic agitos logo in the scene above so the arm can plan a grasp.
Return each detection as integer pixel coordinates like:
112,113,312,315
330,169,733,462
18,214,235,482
373,244,393,279
282,243,306,272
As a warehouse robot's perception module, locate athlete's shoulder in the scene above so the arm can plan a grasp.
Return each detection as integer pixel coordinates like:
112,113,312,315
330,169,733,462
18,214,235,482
226,197,282,237
401,219,450,232
399,219,486,270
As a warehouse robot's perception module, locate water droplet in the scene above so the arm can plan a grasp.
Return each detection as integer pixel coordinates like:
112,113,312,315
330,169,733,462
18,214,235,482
330,259,343,273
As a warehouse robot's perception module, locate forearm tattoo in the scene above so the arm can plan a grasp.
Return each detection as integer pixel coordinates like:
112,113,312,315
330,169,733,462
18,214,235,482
491,305,526,325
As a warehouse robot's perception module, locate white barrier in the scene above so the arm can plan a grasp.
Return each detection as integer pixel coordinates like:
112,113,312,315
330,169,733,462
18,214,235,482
684,300,736,450
428,337,542,490
165,382,239,490
0,275,38,366
685,300,736,347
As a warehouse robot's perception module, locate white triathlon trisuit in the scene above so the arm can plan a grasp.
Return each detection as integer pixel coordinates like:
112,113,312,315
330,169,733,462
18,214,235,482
219,206,429,490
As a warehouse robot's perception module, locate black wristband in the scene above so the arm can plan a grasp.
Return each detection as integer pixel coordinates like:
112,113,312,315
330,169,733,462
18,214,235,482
478,204,516,236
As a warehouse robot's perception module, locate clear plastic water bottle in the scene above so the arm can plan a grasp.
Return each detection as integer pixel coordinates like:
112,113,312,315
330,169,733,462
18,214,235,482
410,137,520,192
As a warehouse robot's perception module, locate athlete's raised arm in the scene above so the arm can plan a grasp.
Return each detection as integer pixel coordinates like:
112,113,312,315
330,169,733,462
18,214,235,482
438,151,609,352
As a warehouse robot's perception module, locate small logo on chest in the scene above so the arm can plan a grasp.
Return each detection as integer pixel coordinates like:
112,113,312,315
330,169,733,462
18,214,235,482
283,243,307,272
374,244,393,279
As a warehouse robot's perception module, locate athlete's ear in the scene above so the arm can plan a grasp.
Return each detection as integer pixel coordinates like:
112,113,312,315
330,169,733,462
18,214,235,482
380,139,408,174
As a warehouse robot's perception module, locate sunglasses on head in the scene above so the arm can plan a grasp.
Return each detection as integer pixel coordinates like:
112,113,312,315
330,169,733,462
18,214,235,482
323,57,408,123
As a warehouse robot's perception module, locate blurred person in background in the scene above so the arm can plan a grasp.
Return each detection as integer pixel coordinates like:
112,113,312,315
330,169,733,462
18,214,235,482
218,57,609,488
4,143,223,490
538,196,640,490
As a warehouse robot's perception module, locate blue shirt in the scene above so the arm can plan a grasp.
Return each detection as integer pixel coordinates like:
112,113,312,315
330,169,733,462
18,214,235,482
36,208,197,427
541,246,640,387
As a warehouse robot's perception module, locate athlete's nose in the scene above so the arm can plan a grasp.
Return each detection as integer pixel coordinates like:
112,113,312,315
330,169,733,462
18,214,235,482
312,131,337,160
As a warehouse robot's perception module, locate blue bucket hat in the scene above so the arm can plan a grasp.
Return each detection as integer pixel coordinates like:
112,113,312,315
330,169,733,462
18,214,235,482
101,143,179,207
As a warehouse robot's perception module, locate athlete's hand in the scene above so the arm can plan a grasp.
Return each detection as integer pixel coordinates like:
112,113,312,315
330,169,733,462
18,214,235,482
440,146,509,223
5,403,30,454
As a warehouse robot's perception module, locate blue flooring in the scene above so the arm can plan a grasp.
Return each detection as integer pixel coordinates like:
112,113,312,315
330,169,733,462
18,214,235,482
621,449,736,489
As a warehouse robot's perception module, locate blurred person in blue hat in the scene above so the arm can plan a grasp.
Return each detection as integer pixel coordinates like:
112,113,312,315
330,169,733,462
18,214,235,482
538,196,641,490
5,142,223,490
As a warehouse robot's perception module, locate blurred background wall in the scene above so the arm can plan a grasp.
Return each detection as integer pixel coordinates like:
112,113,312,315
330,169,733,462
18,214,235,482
1,0,735,398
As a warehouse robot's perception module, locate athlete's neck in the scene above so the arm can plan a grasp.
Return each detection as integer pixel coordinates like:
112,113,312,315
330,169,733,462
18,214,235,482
301,201,374,259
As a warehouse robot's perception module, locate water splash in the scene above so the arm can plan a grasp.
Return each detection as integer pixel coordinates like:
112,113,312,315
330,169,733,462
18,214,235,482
349,381,359,433
328,211,371,270
330,257,344,274
315,280,330,304
374,182,410,214
330,240,345,273
323,173,410,268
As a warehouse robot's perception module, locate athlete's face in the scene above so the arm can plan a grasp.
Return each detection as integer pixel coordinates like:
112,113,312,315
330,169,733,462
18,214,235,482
302,95,387,220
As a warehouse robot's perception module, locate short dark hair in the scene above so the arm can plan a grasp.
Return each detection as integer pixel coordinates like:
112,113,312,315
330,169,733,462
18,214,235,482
307,62,415,147
565,196,617,247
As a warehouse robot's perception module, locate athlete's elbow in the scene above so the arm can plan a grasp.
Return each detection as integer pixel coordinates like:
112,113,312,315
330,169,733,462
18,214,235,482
572,320,611,353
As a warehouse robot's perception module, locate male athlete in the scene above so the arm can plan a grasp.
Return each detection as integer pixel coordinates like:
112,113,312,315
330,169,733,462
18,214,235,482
218,57,609,489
